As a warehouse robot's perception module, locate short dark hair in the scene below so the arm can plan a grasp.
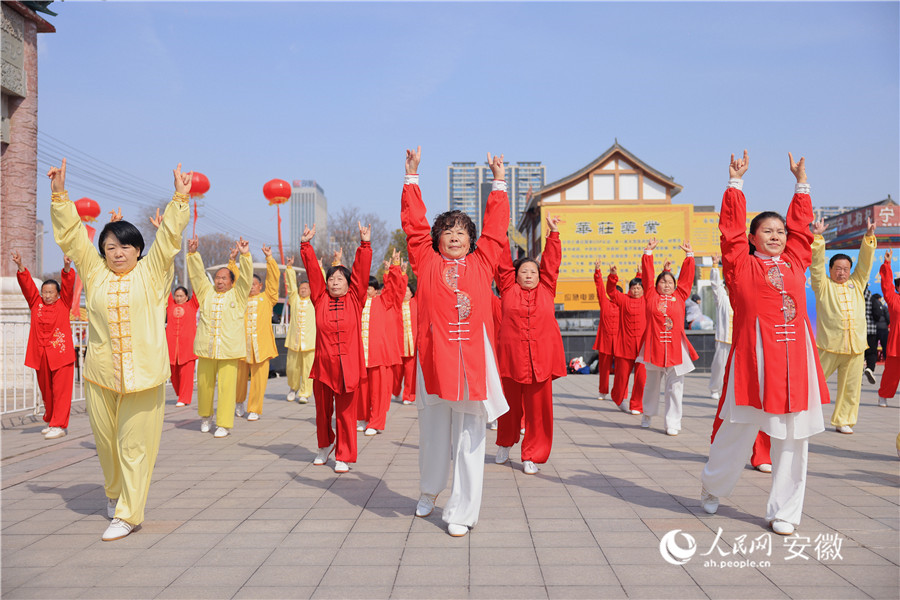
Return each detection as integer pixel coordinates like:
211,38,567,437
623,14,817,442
408,281,417,297
98,220,145,259
748,211,786,255
326,265,351,284
42,279,60,293
616,285,623,293
298,279,310,286
368,275,381,290
174,286,189,296
829,253,853,270
253,274,263,285
431,210,477,254
655,271,676,287
628,277,642,289
513,257,539,278
215,267,235,283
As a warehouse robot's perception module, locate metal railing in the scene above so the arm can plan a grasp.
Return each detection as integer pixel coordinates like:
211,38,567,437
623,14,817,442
1,321,87,416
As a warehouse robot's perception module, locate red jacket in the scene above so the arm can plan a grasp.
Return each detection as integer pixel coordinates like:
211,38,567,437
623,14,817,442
494,232,566,384
302,240,372,394
592,269,619,355
719,186,828,414
166,292,198,365
640,253,699,368
606,273,646,360
17,268,77,371
365,265,404,368
880,261,900,358
402,180,509,402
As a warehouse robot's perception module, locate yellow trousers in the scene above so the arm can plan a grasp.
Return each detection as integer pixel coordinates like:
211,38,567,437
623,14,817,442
235,359,270,415
197,358,238,429
818,349,864,428
85,382,165,526
287,349,314,398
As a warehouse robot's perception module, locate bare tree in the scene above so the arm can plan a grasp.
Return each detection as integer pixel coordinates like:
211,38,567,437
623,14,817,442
328,205,388,274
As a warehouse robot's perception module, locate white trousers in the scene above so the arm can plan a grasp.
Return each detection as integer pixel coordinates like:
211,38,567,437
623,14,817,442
701,419,808,526
418,398,486,528
643,367,684,431
708,341,730,395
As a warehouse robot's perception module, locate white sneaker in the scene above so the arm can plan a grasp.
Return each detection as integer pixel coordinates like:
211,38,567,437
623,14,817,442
598,393,608,401
214,427,229,438
666,428,679,436
495,446,510,464
235,401,246,417
641,415,651,428
447,523,469,537
357,421,366,432
200,418,211,433
771,520,795,535
523,460,539,475
247,412,259,421
711,391,721,401
286,390,297,402
313,443,334,465
489,420,498,431
755,463,773,473
44,427,66,439
837,425,854,434
102,518,135,541
41,426,51,434
402,400,413,405
878,397,888,407
520,427,525,435
700,487,719,514
106,497,118,519
364,428,378,436
175,401,186,407
334,460,349,473
864,367,876,384
618,402,630,414
297,396,309,404
630,409,641,415
415,493,437,517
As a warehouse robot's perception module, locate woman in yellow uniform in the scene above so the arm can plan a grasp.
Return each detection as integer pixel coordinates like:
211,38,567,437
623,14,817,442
235,246,280,420
284,255,316,404
49,158,191,542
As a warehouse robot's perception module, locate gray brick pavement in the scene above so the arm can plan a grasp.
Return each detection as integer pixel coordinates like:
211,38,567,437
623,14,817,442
2,369,898,599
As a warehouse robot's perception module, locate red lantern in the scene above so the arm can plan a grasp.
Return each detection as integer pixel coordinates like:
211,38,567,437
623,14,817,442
190,172,210,198
263,179,292,205
74,197,101,222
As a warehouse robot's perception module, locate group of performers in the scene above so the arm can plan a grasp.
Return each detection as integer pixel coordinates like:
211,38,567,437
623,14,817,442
11,150,895,543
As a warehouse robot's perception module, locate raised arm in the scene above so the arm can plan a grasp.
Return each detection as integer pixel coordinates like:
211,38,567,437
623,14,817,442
400,146,432,274
12,250,39,307
143,164,192,287
494,232,516,293
784,152,815,272
675,241,695,300
641,238,657,296
380,253,404,311
187,248,212,304
881,250,899,311
719,150,751,279
851,218,877,288
48,159,104,277
60,257,76,309
350,222,373,306
473,152,511,267
809,220,827,294
263,246,280,305
233,239,253,310
539,219,562,295
284,256,299,304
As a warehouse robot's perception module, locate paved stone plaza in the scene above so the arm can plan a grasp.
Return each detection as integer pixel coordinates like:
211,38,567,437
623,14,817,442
2,371,898,599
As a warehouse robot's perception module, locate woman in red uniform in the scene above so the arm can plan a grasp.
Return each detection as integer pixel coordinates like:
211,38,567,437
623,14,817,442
701,151,828,536
300,222,372,473
638,238,699,435
392,272,418,405
12,251,76,439
877,249,899,407
593,263,619,401
606,265,646,415
493,216,566,474
166,286,198,407
402,146,509,537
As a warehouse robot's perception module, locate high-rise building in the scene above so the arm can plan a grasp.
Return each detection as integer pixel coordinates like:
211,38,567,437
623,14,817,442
289,180,328,256
447,161,546,232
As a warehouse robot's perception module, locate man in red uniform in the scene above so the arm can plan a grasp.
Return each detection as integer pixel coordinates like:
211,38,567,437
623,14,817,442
12,251,77,439
606,266,646,415
593,263,619,401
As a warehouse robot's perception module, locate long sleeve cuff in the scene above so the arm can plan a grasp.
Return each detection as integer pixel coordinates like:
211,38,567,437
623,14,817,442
795,182,810,194
404,174,419,185
685,252,694,257
644,250,653,255
727,178,743,191
492,180,508,192
51,190,70,202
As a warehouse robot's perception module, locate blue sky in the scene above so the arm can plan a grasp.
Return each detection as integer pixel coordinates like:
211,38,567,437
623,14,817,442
35,1,899,269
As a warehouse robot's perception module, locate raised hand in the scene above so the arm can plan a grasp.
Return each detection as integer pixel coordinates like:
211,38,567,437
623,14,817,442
391,247,402,265
301,224,316,243
663,260,672,272
788,152,806,183
886,248,893,263
405,146,421,175
262,244,272,258
47,158,66,193
609,264,618,275
546,214,561,232
358,221,371,242
149,207,162,229
237,237,250,255
63,256,72,272
866,217,876,237
401,259,408,273
680,240,693,254
811,218,827,236
229,243,239,261
108,207,123,223
487,152,505,181
332,247,343,266
645,237,659,252
729,150,749,179
174,163,193,195
285,256,295,268
10,250,24,272
188,235,199,253
594,258,602,271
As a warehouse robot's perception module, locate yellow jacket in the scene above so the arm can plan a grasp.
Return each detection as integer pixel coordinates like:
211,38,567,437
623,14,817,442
243,256,280,363
285,266,316,352
52,191,189,393
810,234,876,354
189,251,253,360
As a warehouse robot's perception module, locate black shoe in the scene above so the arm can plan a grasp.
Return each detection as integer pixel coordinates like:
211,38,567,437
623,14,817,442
864,368,876,384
